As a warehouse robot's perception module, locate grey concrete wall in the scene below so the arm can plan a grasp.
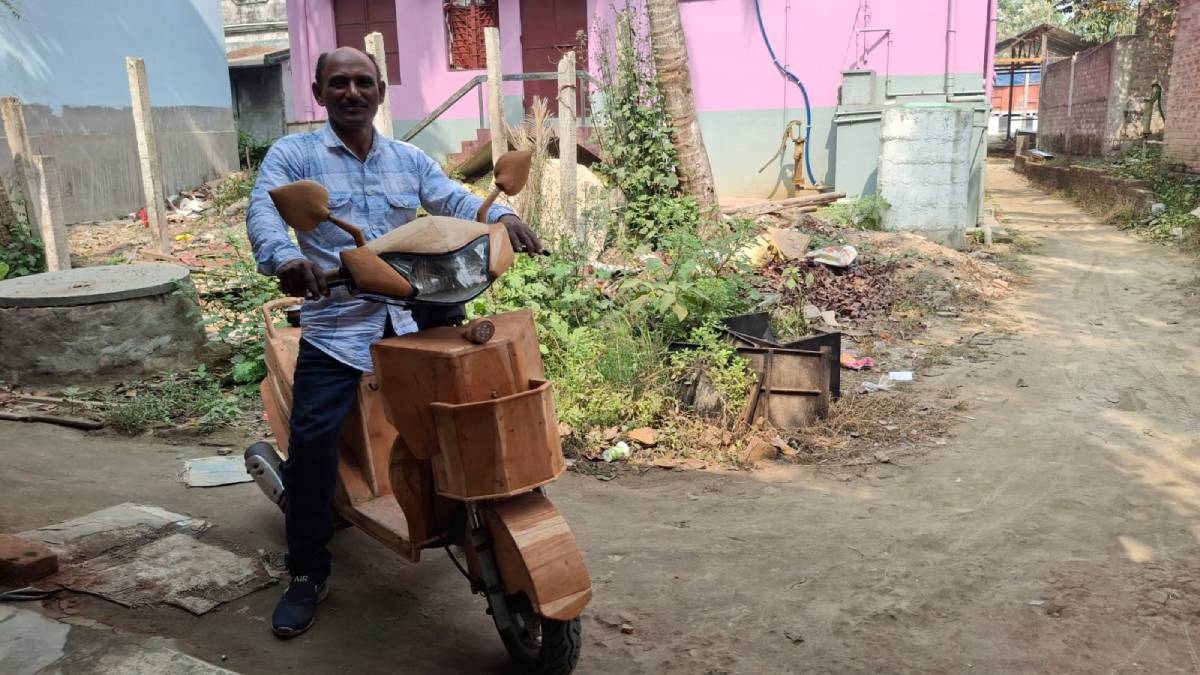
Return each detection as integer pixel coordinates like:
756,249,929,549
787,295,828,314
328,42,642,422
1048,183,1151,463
0,105,237,224
231,65,287,141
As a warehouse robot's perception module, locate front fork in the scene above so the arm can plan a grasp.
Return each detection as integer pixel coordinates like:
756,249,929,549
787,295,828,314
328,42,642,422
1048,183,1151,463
466,502,514,631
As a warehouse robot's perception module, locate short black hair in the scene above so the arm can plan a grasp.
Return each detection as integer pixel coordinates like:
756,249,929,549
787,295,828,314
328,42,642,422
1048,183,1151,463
314,51,383,87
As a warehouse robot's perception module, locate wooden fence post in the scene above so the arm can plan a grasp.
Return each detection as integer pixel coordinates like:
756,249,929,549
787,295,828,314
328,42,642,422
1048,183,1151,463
126,56,169,254
0,96,40,235
31,155,70,271
557,52,579,243
485,27,505,170
364,32,394,139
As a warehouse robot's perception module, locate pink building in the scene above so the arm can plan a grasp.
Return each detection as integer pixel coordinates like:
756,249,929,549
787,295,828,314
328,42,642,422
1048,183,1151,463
285,0,997,199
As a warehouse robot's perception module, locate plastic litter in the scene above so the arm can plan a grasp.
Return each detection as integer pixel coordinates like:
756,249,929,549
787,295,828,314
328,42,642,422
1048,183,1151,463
888,371,914,381
805,245,858,267
601,441,631,463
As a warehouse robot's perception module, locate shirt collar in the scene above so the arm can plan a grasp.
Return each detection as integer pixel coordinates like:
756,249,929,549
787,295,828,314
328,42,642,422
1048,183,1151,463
319,122,384,158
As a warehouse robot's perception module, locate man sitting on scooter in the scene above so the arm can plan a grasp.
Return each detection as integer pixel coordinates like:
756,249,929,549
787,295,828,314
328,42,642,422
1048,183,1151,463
246,46,541,638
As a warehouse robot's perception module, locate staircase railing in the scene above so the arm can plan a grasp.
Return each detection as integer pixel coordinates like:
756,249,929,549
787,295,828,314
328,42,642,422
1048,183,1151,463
401,70,601,144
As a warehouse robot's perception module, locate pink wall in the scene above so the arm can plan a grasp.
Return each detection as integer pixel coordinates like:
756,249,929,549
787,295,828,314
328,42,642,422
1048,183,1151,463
287,0,526,123
287,0,995,123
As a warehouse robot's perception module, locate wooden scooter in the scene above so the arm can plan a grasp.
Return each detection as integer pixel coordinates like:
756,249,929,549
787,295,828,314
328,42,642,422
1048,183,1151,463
244,152,590,674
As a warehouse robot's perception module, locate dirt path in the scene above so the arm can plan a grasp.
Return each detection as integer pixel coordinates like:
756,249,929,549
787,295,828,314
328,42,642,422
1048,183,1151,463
4,160,1200,674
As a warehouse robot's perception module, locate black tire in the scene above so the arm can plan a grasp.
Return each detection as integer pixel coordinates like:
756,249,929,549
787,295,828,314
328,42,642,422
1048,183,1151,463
491,594,582,675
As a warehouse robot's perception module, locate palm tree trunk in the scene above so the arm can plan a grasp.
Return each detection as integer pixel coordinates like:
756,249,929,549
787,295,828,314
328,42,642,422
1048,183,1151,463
646,0,719,217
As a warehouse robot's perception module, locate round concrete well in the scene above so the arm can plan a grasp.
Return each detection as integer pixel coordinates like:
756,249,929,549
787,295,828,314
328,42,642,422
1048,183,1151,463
0,264,207,384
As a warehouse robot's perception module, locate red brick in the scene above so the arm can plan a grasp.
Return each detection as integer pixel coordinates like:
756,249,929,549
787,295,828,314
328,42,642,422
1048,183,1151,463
0,535,58,585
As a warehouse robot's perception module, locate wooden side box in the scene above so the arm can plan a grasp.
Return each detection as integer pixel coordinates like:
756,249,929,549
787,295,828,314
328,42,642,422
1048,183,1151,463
430,379,565,500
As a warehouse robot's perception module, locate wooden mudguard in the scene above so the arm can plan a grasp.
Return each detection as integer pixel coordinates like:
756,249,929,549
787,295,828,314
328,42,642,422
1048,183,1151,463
484,492,592,621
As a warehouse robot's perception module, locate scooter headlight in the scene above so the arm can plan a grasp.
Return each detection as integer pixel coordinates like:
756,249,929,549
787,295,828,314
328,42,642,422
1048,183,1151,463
379,235,493,305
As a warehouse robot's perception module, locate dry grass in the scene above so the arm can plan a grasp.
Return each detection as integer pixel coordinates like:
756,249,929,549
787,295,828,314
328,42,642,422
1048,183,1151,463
784,391,950,465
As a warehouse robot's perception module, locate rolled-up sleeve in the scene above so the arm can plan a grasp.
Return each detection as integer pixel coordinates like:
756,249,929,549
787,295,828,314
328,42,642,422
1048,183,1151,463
247,139,307,276
413,149,515,223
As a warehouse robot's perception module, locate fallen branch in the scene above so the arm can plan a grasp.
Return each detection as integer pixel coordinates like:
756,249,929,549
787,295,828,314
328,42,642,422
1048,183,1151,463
723,192,846,218
0,410,104,430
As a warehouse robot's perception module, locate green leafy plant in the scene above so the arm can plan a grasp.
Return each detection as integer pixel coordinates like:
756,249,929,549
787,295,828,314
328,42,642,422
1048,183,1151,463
821,193,891,230
0,219,46,279
196,234,284,389
238,132,273,170
593,4,698,245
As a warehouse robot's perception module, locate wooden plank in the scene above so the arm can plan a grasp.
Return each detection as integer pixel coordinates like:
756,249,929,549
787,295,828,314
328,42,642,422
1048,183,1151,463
126,57,169,254
485,27,505,169
31,155,71,271
0,97,40,235
557,52,578,243
364,31,394,139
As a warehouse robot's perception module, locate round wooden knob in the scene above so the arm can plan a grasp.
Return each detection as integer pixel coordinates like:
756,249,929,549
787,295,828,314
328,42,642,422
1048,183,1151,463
464,319,495,344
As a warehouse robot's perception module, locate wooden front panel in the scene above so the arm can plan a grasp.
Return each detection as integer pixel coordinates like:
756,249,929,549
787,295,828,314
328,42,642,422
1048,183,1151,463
332,0,400,83
518,0,588,113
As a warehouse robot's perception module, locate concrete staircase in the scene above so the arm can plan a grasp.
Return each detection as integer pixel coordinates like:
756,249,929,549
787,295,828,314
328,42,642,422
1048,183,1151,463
445,127,604,178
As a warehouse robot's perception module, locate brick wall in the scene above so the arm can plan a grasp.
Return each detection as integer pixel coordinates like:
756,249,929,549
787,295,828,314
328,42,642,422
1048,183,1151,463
1039,42,1116,155
1165,0,1200,171
1038,1,1177,157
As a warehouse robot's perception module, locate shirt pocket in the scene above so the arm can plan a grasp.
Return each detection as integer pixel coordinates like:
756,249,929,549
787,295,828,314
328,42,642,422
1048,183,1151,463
315,191,357,248
380,191,419,230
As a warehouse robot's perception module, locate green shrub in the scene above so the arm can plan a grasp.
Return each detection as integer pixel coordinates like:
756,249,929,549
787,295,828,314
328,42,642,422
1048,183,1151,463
820,193,891,230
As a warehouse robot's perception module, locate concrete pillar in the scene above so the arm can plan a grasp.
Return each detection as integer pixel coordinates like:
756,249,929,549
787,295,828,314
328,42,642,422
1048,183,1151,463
0,97,40,235
557,51,578,244
31,156,70,271
485,27,505,169
878,104,972,249
364,32,393,139
126,56,169,254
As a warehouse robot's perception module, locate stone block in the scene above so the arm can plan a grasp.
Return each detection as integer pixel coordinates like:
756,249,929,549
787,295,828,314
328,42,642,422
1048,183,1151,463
0,534,59,585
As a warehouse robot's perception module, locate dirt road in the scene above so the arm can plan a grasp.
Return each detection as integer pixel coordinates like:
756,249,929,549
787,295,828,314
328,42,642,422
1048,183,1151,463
4,160,1200,674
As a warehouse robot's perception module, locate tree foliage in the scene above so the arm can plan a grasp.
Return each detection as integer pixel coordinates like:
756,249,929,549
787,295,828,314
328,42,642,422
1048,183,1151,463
997,0,1143,43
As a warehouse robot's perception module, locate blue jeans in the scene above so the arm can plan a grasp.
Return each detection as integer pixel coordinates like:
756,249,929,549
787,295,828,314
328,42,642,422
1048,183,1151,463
283,338,363,581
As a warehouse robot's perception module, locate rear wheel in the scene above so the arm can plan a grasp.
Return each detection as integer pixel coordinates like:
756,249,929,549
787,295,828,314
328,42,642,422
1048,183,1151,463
489,593,581,675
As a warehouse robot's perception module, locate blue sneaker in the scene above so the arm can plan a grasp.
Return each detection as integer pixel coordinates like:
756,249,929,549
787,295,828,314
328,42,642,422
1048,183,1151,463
271,576,329,638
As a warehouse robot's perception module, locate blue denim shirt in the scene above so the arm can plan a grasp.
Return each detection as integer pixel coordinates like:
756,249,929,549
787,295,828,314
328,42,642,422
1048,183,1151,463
246,124,514,372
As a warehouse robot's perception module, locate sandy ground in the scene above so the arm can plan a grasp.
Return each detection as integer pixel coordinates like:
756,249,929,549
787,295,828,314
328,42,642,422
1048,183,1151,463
4,159,1200,673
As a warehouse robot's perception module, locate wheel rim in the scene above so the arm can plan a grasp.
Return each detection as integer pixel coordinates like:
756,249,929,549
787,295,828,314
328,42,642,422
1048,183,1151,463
510,607,543,650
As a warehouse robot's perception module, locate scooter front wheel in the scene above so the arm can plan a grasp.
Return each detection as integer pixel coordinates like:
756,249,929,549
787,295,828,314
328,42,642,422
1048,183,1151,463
490,592,581,675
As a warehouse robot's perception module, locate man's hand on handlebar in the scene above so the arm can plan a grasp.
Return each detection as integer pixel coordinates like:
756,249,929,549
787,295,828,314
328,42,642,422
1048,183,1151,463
277,258,330,299
499,214,544,255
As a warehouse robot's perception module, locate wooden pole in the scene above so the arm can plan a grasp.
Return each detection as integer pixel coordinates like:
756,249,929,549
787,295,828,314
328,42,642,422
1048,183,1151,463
31,155,70,271
485,27,505,170
0,96,40,235
126,57,169,254
364,32,394,139
557,51,579,244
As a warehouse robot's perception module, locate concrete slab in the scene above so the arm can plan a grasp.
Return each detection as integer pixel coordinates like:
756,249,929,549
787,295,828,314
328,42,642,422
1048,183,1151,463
0,606,235,675
18,503,207,564
0,264,191,308
53,533,274,615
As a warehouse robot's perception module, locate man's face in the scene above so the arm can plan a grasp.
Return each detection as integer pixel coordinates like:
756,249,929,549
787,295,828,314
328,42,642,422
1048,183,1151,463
312,48,385,131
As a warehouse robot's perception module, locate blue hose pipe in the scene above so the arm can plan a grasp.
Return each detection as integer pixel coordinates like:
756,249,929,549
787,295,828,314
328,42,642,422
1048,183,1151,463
753,0,817,185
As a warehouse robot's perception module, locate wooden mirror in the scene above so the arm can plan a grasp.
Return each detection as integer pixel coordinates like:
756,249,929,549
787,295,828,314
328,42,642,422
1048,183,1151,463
476,151,533,223
269,180,330,232
494,151,532,196
269,180,365,246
